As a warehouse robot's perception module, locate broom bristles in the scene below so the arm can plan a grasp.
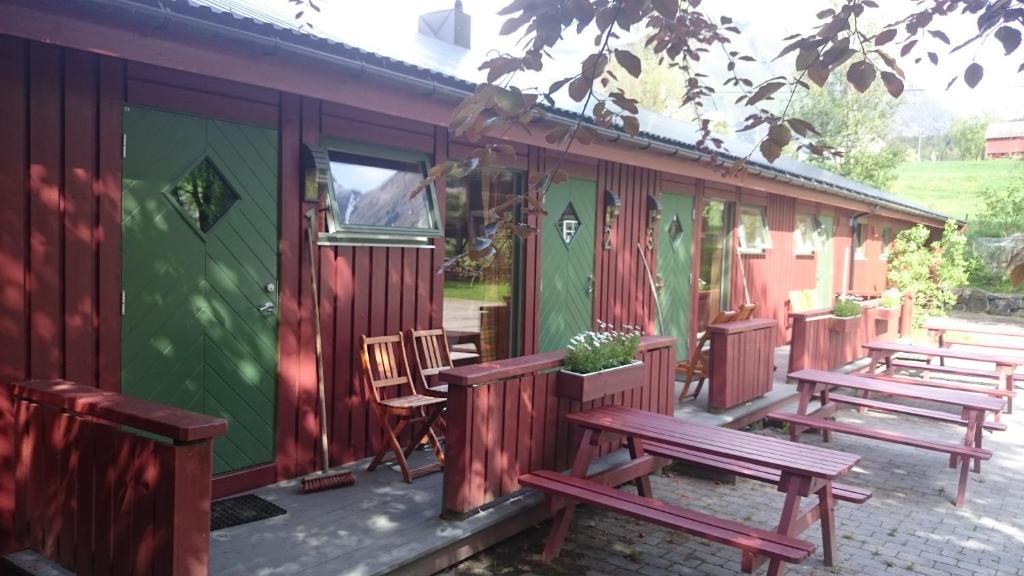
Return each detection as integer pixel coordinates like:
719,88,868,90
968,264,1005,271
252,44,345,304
300,471,355,494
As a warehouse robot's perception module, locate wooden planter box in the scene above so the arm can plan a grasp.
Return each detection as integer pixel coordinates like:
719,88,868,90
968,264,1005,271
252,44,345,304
874,307,900,341
556,361,644,402
708,319,776,410
829,315,861,334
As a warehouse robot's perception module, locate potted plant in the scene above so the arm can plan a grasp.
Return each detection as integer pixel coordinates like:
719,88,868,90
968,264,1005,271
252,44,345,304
829,296,862,333
875,288,902,320
556,324,644,402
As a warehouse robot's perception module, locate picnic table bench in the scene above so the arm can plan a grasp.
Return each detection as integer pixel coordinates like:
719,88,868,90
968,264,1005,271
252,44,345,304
863,340,1020,414
924,317,1024,352
520,405,864,576
771,369,1003,507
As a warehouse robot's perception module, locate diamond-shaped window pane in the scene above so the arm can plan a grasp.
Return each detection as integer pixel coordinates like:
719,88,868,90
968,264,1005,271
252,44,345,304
556,202,581,246
170,157,239,233
667,214,684,245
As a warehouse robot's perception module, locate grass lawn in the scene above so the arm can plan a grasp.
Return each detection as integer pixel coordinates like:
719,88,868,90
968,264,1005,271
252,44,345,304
889,159,1024,221
444,278,510,302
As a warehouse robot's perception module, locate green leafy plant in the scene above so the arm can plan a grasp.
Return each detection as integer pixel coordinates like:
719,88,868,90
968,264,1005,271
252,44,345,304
888,221,971,325
832,297,862,318
563,323,641,375
879,288,902,309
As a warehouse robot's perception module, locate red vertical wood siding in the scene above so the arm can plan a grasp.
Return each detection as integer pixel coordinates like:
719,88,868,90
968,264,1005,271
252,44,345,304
0,40,124,552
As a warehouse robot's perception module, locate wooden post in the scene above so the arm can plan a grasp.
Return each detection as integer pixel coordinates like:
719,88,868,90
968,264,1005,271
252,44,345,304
899,292,914,338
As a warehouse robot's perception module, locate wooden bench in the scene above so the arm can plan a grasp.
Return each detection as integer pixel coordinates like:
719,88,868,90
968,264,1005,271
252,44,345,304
521,470,815,567
864,340,1022,413
781,369,1004,507
532,406,861,575
826,393,1007,432
887,358,1024,383
862,371,1015,402
643,441,873,504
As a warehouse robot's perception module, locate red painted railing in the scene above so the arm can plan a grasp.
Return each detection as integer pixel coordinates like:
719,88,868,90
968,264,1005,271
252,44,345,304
708,319,777,410
438,336,676,515
11,380,226,576
788,296,911,374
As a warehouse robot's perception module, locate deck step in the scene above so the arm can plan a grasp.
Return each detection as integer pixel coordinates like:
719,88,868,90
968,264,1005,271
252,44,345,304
520,470,815,564
767,412,993,461
826,394,1006,431
642,441,872,504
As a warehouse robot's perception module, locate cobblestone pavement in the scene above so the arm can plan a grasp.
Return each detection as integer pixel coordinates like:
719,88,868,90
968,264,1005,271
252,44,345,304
441,404,1024,576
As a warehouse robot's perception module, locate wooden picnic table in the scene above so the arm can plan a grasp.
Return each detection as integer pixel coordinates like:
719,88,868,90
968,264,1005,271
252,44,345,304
924,317,1024,347
863,340,1021,413
777,369,1002,507
521,405,861,576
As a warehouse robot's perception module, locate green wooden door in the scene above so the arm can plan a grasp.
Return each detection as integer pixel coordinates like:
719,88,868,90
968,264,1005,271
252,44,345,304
656,193,694,361
122,107,279,474
815,214,835,307
539,178,597,352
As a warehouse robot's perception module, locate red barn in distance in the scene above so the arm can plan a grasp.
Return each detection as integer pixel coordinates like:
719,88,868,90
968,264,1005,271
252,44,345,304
985,121,1024,159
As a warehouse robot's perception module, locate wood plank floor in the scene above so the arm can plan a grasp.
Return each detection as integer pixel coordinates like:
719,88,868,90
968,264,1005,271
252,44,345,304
209,450,543,576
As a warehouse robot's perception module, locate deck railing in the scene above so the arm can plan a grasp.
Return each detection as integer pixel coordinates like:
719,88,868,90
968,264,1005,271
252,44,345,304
10,380,226,576
438,335,676,515
788,295,912,374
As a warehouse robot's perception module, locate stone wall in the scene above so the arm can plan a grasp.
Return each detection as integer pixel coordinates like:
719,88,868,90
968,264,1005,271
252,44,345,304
955,288,1024,317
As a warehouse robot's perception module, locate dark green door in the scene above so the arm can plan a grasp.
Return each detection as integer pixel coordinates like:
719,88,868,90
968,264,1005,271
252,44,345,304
122,107,278,474
656,193,694,361
539,178,596,352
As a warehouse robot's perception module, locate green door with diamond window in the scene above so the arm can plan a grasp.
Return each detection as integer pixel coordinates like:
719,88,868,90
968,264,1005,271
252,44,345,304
122,107,278,474
657,193,694,361
539,178,596,352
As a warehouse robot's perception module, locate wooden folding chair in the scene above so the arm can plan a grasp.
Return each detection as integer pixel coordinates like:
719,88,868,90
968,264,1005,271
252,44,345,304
407,328,452,398
735,303,757,321
677,309,738,402
360,333,446,483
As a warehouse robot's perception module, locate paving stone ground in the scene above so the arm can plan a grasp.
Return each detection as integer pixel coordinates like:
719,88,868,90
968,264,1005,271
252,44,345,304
440,401,1024,576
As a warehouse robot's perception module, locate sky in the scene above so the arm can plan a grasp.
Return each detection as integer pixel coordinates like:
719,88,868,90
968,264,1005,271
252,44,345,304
254,0,1024,131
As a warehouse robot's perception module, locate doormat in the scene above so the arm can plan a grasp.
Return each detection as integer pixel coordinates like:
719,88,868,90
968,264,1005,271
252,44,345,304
211,494,287,531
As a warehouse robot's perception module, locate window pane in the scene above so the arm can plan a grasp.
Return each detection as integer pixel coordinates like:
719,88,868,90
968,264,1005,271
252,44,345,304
794,213,817,255
698,200,732,331
443,167,523,362
738,205,770,250
329,152,434,229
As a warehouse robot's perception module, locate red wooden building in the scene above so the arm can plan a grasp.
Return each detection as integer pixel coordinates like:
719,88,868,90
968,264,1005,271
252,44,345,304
985,121,1024,159
0,0,948,567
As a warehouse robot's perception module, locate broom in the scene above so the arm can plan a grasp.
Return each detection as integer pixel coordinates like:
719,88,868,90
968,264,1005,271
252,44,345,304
301,209,355,493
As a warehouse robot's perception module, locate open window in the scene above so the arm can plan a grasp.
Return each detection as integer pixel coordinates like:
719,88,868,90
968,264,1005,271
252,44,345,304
853,222,867,260
880,227,893,260
793,212,819,256
319,140,441,246
737,205,772,253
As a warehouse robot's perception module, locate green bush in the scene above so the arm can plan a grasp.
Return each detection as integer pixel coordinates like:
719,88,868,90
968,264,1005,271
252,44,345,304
563,323,641,375
879,288,902,309
832,297,862,318
887,221,971,325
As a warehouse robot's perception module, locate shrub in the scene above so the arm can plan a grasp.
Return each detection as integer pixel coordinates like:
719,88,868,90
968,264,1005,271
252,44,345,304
879,288,902,309
833,297,862,318
887,220,971,325
564,323,641,375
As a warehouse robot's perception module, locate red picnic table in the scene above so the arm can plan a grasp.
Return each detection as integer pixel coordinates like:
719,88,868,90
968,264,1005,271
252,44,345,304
774,369,1003,507
863,340,1021,414
520,405,864,576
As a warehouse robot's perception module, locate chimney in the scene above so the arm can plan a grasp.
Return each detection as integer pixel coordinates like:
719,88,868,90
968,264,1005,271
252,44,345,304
418,1,471,49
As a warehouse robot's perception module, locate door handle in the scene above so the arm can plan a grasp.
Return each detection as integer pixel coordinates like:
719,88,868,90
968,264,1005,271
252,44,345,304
655,274,665,292
585,274,594,295
258,302,276,313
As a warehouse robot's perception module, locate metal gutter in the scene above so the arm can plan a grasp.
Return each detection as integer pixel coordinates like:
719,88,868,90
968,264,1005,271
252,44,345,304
81,0,948,224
